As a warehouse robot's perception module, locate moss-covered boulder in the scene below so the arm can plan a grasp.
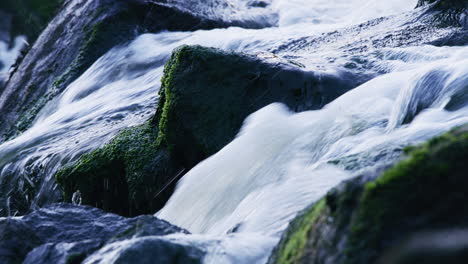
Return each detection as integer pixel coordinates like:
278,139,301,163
55,122,181,216
155,45,362,168
346,124,468,264
269,124,468,264
55,44,361,216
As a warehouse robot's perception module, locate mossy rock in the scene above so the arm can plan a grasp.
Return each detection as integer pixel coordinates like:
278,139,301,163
269,124,468,264
155,45,359,168
268,174,367,264
55,122,180,216
270,199,328,264
346,124,468,264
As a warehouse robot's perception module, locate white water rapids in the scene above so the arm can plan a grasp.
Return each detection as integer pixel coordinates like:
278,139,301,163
1,0,468,263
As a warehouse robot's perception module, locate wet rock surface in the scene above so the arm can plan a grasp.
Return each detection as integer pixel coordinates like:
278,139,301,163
0,203,189,264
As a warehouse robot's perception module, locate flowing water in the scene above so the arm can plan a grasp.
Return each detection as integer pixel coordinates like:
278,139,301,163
1,0,467,263
155,45,468,263
0,36,26,85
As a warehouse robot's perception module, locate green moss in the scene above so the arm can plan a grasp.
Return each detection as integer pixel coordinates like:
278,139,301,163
55,121,175,216
345,125,468,264
153,45,260,166
155,45,190,148
274,199,326,264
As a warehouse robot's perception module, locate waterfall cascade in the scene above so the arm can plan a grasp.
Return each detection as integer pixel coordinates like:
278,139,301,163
0,0,466,263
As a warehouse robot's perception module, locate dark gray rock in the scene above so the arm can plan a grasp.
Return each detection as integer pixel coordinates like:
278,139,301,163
0,203,188,264
84,237,204,264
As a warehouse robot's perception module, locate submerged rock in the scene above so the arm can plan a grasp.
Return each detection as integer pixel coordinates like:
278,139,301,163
55,44,362,216
0,203,189,264
269,124,468,264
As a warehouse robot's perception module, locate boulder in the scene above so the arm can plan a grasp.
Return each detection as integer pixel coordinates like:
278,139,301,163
0,203,188,264
155,45,363,168
55,45,363,216
268,124,468,264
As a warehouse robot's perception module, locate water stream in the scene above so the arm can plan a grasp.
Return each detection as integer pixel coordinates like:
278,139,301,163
1,0,467,263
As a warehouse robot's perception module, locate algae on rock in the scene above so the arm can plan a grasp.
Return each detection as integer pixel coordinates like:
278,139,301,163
55,122,180,216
